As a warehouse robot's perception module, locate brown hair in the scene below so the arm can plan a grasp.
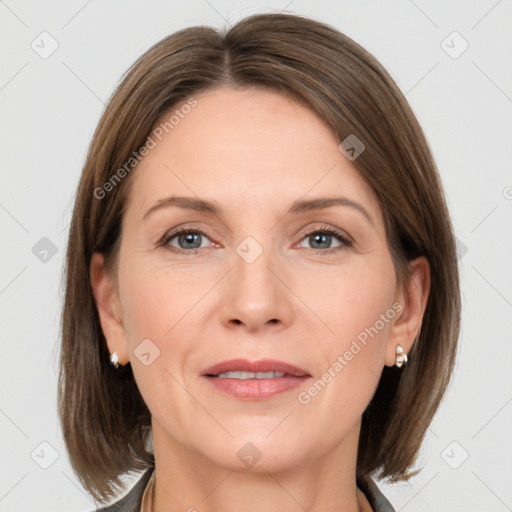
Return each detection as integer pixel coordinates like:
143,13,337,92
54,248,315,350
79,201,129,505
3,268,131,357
58,12,461,504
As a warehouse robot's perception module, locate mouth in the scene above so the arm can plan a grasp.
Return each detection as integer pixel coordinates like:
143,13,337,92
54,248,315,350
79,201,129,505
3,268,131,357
211,370,288,379
201,358,312,400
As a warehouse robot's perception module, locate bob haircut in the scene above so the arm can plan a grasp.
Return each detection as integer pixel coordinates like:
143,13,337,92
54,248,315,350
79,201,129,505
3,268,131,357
58,12,461,504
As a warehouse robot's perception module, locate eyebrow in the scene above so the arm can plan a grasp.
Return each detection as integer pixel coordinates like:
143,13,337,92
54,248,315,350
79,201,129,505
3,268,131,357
143,195,373,225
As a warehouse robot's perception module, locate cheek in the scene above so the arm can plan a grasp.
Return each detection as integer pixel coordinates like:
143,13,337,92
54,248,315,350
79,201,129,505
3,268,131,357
302,256,397,348
116,261,205,431
296,258,397,409
115,255,181,396
118,251,205,344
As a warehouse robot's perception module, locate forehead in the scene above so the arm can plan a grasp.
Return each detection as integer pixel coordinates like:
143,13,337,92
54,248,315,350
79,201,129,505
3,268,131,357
125,86,383,225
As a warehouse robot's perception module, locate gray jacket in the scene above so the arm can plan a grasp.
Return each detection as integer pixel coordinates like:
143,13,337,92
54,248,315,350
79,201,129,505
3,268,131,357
95,468,395,512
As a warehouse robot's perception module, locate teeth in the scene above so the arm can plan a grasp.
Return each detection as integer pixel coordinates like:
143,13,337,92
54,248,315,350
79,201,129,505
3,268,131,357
215,370,286,379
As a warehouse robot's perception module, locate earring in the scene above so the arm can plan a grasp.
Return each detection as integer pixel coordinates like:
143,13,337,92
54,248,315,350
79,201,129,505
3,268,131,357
395,345,408,368
109,351,119,369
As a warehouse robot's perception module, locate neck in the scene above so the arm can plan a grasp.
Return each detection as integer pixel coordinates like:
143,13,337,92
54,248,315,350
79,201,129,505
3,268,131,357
148,419,369,512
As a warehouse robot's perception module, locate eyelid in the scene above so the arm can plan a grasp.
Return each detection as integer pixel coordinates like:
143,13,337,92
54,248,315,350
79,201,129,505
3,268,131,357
298,224,353,244
295,224,354,253
158,223,354,254
159,225,218,248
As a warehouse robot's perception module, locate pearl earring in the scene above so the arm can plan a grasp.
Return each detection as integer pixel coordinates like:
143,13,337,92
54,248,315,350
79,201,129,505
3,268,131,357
395,344,408,368
109,351,119,369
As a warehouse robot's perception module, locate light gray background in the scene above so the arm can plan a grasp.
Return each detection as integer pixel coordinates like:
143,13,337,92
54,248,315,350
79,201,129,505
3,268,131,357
1,1,511,511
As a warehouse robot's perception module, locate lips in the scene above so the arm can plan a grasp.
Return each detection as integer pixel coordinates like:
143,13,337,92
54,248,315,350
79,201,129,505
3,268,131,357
202,358,310,378
201,358,312,400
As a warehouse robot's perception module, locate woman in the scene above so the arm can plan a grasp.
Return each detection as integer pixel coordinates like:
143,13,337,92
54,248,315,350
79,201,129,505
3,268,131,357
58,12,460,512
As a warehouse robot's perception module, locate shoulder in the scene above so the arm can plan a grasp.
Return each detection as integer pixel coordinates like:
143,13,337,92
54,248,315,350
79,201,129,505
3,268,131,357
357,475,396,512
93,468,154,512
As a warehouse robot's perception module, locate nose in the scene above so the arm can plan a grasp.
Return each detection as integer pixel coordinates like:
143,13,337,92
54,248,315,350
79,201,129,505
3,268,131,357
218,239,294,333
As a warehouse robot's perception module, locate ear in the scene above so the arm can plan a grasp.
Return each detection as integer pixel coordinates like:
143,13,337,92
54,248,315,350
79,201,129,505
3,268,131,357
385,256,431,367
90,252,129,366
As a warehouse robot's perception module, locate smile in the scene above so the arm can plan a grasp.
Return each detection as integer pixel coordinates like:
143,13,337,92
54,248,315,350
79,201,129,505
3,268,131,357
201,359,312,400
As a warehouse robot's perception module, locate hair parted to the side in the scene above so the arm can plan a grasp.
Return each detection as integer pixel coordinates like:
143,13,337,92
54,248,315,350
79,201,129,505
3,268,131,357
58,12,460,504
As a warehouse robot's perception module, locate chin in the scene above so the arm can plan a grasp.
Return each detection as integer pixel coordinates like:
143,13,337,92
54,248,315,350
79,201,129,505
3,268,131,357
196,432,310,474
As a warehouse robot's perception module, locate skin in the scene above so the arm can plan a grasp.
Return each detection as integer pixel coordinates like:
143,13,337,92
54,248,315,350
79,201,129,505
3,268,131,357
90,86,430,512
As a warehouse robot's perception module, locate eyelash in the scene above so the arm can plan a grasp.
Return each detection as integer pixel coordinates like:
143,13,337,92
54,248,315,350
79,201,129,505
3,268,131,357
301,226,353,253
159,225,353,255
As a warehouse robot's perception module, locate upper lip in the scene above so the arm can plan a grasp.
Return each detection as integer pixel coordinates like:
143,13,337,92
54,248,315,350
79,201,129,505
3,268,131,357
202,358,310,377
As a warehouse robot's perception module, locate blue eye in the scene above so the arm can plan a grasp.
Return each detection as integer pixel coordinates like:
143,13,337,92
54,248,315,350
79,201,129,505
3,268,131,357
162,230,212,253
160,226,352,255
299,228,352,251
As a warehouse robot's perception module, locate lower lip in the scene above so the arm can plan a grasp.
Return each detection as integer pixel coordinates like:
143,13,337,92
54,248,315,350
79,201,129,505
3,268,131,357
203,375,311,400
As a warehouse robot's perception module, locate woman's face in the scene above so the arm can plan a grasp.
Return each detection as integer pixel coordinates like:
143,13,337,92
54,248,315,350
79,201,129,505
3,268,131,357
102,86,407,472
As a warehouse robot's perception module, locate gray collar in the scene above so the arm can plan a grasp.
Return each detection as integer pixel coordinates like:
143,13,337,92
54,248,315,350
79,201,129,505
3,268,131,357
95,468,396,512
